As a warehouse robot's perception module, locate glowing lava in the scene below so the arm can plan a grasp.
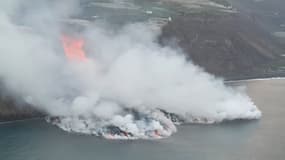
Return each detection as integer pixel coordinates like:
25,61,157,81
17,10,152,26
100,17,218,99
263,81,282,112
61,35,88,62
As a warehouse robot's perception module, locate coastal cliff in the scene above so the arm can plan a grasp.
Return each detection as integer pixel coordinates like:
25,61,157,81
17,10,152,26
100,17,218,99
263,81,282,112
0,92,43,122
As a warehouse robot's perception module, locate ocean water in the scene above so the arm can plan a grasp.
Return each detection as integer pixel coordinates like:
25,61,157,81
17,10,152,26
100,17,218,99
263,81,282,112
1,79,285,160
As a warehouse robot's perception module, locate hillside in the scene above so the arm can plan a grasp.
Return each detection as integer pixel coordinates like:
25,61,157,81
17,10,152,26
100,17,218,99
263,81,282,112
1,0,285,121
160,10,285,80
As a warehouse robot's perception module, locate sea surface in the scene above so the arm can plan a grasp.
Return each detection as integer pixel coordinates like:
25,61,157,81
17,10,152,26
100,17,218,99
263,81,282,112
1,79,285,160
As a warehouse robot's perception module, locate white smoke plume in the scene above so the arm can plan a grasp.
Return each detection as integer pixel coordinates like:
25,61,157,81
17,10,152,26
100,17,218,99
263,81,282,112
0,0,261,139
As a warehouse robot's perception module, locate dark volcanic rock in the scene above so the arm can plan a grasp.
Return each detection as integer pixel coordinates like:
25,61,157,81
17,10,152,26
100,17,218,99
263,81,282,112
160,11,285,80
0,93,43,122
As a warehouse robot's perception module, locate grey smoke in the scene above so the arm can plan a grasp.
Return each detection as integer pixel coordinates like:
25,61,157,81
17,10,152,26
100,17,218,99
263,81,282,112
0,0,261,131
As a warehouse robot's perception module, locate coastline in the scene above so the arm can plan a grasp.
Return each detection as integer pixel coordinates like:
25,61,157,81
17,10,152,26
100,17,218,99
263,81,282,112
225,76,285,83
1,77,284,124
0,117,44,125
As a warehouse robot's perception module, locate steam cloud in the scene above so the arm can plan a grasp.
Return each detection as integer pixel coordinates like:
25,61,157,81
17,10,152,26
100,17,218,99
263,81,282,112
0,0,261,139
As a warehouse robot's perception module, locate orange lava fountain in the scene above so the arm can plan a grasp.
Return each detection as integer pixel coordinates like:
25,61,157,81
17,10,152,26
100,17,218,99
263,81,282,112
61,35,88,62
